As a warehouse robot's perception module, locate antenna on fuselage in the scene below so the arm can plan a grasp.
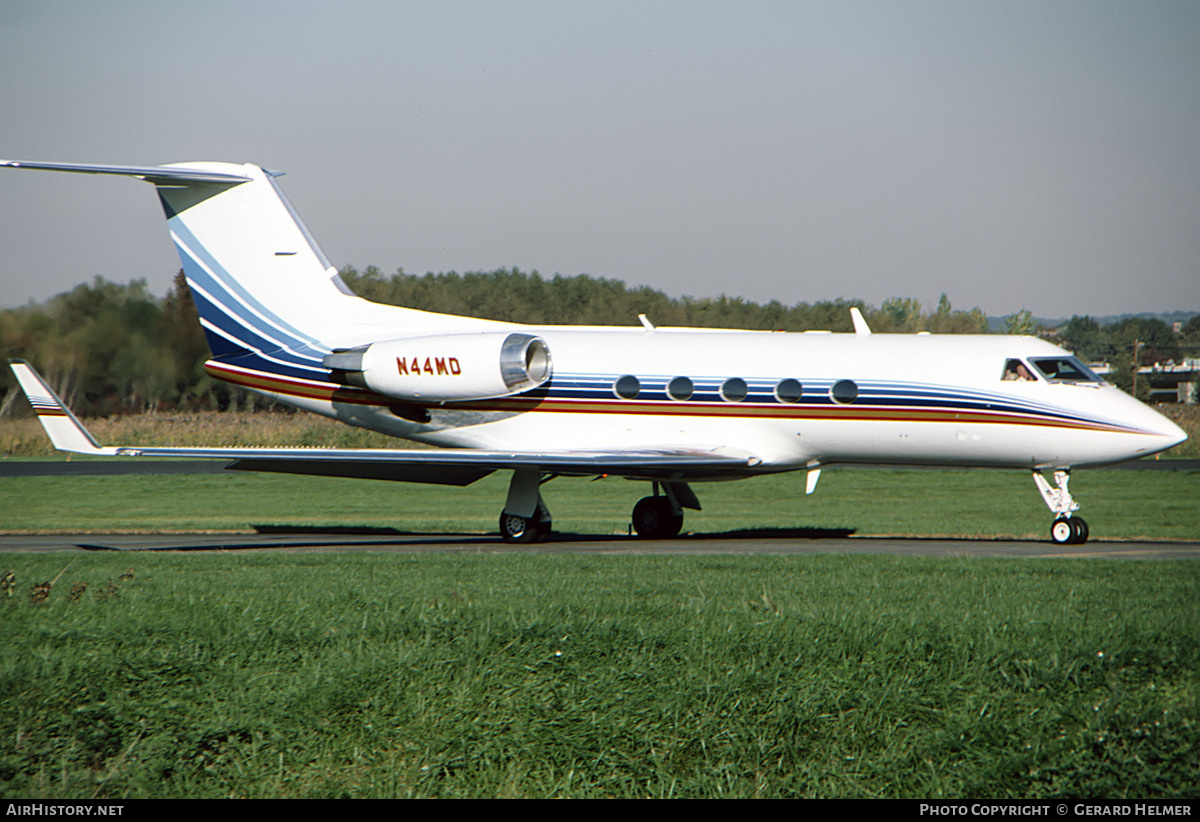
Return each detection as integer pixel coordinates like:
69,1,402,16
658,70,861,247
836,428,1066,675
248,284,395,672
850,307,872,336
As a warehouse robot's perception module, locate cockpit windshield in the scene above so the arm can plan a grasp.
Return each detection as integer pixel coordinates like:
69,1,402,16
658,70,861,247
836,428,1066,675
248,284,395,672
1029,356,1104,384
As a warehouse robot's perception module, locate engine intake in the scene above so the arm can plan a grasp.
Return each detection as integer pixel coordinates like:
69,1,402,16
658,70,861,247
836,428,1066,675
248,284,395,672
324,332,552,403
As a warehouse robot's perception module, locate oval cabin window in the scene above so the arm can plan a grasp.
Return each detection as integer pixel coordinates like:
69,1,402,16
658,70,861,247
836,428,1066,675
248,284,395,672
830,379,858,404
775,379,803,403
667,376,694,401
721,377,749,402
614,375,640,400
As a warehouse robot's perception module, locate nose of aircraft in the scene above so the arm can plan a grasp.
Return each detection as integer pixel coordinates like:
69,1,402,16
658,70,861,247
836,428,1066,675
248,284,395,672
1156,414,1189,451
1130,397,1188,457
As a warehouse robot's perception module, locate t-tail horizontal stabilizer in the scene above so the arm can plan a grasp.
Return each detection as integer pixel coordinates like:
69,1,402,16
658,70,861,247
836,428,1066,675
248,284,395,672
0,160,252,185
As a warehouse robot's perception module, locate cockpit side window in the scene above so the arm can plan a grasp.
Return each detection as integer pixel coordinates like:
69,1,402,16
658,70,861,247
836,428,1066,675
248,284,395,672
1002,358,1036,381
1029,356,1104,383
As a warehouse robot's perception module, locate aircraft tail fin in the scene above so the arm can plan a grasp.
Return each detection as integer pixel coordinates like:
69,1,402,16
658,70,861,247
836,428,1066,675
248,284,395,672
1,160,501,390
1,160,352,382
152,161,352,382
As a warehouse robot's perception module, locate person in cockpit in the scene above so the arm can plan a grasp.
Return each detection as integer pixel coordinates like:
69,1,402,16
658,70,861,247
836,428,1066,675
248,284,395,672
1003,359,1034,381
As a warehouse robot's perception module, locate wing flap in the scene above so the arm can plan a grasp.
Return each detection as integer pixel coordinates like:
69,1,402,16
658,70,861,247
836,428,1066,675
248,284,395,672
226,458,496,486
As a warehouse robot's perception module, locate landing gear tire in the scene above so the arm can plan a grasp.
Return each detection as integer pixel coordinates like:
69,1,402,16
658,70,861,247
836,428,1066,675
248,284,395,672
1051,517,1072,544
1071,517,1089,544
499,510,551,544
632,496,683,539
1051,516,1089,545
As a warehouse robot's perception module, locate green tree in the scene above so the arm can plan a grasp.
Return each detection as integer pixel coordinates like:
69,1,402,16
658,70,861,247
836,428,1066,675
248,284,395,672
926,294,989,334
157,271,215,408
1002,309,1036,335
877,297,925,332
1106,317,1181,366
1179,315,1200,360
1060,316,1112,362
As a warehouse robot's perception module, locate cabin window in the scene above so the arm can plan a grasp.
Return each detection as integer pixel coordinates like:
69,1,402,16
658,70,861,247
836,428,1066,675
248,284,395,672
667,376,694,401
1002,359,1036,381
830,379,858,404
614,375,640,399
720,377,749,402
1030,357,1103,383
774,379,803,403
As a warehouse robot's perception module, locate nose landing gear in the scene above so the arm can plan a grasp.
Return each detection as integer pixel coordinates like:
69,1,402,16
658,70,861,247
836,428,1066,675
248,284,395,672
1050,515,1089,545
1033,469,1089,545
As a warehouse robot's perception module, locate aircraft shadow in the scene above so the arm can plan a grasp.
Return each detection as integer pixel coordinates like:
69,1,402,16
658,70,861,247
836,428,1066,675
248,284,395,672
73,524,857,551
688,526,857,539
252,524,858,540
250,524,859,541
74,535,496,552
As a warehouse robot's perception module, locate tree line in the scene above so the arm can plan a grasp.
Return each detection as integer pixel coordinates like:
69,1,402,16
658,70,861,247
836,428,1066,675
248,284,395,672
1,273,212,418
340,266,995,333
1,266,1196,416
1053,314,1200,401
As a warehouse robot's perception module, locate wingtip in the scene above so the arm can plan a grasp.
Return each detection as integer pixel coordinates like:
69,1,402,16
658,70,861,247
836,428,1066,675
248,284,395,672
7,360,117,456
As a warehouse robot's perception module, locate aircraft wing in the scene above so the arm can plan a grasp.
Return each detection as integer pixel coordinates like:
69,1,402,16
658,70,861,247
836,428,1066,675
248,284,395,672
7,360,759,485
120,447,755,485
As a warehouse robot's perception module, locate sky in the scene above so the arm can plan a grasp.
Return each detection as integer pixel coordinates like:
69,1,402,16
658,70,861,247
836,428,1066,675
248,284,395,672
1,0,1198,319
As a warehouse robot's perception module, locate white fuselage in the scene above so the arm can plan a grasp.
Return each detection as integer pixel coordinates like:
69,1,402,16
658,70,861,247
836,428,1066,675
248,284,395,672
212,325,1186,476
6,159,1181,481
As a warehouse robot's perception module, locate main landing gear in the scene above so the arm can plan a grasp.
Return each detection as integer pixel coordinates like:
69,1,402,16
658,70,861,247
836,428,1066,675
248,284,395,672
499,507,552,544
632,496,683,539
498,472,701,543
1032,469,1089,545
499,470,554,543
632,481,701,538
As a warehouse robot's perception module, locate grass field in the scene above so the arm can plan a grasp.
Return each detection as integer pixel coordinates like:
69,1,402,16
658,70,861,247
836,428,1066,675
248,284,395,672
1,552,1197,798
0,412,403,457
1,414,1198,798
2,464,1198,541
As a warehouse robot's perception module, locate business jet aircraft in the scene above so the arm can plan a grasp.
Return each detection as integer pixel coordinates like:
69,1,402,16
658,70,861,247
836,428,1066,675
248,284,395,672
2,160,1187,544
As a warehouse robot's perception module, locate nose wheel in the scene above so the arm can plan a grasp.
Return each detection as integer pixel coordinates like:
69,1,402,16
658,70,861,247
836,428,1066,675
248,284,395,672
1034,469,1089,545
1050,515,1089,545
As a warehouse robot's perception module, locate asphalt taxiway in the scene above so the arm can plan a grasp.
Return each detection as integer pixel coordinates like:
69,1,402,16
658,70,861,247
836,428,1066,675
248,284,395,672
2,531,1198,559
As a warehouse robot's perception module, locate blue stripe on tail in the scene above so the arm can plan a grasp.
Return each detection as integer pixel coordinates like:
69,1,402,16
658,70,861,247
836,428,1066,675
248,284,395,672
171,222,332,380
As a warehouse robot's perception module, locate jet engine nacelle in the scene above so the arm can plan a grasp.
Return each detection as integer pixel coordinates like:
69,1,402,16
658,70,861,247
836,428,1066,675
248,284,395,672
324,332,552,402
